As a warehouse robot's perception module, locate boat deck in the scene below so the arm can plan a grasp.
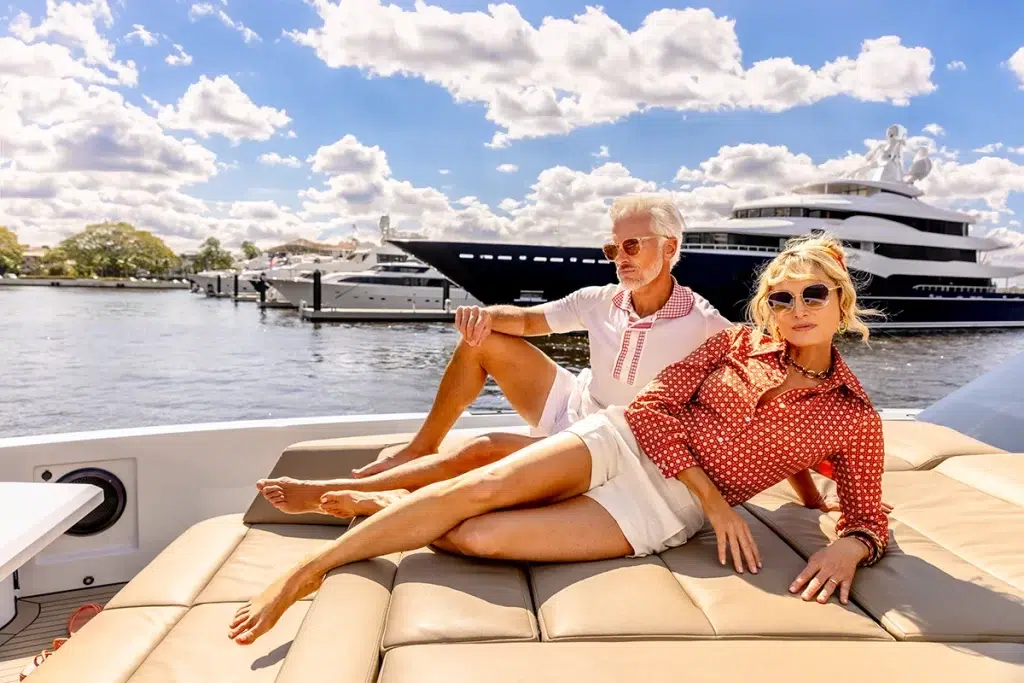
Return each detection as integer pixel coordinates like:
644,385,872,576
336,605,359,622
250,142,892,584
0,584,124,683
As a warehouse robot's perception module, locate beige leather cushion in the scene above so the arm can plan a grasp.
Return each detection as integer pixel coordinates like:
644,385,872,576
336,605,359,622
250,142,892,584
746,472,1024,642
936,453,1024,507
660,509,890,640
275,555,399,683
532,554,715,640
195,523,345,604
106,514,248,609
881,470,1024,594
531,508,888,641
126,602,310,682
882,419,1005,470
379,641,1024,683
382,546,538,650
26,606,186,683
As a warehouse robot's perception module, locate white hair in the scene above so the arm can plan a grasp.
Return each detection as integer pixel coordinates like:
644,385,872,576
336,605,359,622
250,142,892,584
609,194,685,267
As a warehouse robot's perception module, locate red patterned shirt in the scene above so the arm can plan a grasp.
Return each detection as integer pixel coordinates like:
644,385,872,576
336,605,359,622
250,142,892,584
624,325,888,565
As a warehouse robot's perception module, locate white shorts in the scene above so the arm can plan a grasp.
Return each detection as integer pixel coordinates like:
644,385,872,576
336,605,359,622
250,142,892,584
564,406,706,557
532,364,579,436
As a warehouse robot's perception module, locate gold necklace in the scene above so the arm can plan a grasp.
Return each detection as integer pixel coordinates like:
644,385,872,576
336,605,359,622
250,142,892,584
784,352,833,380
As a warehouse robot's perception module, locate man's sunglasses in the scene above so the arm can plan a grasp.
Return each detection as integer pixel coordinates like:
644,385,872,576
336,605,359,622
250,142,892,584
601,236,660,260
766,283,838,311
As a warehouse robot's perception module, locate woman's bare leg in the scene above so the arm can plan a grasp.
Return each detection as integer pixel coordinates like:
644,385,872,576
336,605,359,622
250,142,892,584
230,431,593,645
432,495,632,562
257,433,542,515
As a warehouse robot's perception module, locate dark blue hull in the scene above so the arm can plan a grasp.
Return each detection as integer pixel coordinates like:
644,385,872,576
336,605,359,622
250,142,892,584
390,240,1024,330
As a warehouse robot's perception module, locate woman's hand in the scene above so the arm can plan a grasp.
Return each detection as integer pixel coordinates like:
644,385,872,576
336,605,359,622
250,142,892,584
789,537,868,605
704,499,762,574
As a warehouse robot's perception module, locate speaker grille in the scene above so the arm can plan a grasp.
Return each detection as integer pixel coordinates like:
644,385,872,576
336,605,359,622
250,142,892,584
56,468,127,536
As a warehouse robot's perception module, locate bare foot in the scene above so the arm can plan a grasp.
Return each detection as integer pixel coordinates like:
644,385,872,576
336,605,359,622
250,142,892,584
319,489,410,518
229,570,322,645
256,477,331,514
350,441,435,478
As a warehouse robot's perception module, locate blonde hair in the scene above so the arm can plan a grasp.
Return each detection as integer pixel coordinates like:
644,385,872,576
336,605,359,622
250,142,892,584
609,194,684,267
746,233,882,343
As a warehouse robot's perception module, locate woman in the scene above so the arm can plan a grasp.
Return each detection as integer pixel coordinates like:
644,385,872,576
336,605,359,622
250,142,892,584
228,233,889,645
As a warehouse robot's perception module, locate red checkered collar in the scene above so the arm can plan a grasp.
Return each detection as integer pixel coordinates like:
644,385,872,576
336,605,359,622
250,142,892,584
612,277,695,322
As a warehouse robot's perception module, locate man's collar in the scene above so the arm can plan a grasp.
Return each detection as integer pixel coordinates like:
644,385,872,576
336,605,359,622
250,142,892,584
612,277,694,320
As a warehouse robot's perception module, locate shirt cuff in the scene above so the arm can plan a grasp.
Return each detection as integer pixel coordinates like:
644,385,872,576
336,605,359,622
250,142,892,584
640,437,699,479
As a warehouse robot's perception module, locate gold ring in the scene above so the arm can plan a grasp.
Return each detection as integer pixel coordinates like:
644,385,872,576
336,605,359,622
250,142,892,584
826,578,838,585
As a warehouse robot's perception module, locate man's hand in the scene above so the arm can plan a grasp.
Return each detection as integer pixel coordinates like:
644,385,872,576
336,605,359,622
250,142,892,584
789,537,867,605
704,499,762,574
455,306,492,346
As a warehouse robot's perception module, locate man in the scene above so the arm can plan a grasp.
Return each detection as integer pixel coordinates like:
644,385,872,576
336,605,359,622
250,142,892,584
257,194,732,516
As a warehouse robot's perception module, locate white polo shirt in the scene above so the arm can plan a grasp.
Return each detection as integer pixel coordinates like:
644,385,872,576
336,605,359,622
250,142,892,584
536,279,732,429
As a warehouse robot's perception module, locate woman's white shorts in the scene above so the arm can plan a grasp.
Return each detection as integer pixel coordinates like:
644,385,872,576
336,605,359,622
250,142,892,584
564,406,706,557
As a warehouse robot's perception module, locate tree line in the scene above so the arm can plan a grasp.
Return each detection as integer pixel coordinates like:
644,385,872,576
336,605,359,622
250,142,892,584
0,223,262,278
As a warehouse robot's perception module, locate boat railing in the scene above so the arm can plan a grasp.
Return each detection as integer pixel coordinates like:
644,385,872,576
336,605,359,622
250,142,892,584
911,283,1024,298
912,284,998,293
682,243,781,254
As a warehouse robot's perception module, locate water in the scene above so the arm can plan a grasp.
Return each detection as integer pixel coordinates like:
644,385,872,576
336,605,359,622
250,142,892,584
2,287,1024,439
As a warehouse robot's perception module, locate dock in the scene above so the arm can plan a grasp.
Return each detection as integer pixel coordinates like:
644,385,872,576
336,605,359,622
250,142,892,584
259,300,296,309
0,278,189,290
299,306,455,322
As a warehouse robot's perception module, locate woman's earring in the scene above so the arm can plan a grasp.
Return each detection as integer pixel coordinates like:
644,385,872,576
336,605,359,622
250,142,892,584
838,319,849,334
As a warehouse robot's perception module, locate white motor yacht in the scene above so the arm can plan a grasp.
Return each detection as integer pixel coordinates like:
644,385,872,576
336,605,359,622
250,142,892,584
269,262,483,310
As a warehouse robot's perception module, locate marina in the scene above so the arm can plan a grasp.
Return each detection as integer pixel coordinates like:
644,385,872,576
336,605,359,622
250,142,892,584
4,0,1024,676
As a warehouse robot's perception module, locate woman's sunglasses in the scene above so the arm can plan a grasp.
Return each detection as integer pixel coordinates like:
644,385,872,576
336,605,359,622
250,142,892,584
766,283,838,311
601,236,660,260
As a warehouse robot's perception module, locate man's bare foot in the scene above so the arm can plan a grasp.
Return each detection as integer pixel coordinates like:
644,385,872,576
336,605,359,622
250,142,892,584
256,477,331,515
350,441,436,478
319,489,410,518
229,569,322,645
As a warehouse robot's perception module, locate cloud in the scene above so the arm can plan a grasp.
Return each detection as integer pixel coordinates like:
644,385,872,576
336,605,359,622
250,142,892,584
1006,47,1024,89
496,163,519,173
2,0,1020,271
946,60,966,71
188,3,260,44
8,0,138,85
286,4,937,147
438,169,450,175
165,43,192,66
259,153,302,168
972,142,1024,155
147,75,291,142
124,24,158,47
923,123,944,137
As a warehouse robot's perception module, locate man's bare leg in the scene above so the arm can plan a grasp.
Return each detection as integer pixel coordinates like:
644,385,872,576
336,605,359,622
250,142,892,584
350,332,560,478
257,432,542,515
229,431,594,644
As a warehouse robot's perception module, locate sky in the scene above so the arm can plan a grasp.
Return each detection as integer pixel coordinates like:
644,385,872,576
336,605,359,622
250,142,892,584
1,0,1023,267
